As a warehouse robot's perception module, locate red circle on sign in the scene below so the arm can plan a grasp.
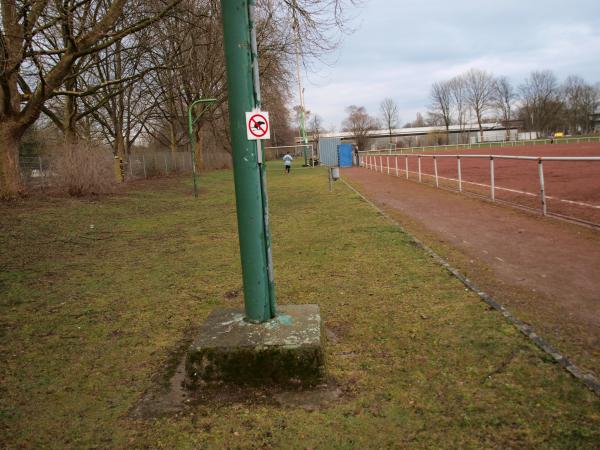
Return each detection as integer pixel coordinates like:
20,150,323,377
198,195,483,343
248,113,269,138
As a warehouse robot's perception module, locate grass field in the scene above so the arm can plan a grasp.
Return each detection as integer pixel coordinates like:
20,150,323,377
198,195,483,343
1,167,600,449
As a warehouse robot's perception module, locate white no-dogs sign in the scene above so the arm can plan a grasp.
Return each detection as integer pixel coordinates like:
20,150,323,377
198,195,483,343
246,111,270,140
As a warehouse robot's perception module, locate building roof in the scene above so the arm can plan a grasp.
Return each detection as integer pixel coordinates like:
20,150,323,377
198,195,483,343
317,122,512,140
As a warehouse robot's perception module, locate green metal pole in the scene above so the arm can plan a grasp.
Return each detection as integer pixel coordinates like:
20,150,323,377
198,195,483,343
188,98,217,198
221,0,276,323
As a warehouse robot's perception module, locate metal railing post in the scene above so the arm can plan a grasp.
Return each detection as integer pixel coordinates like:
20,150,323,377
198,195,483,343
457,156,462,192
387,156,390,175
538,159,547,215
490,156,495,201
418,156,422,183
434,156,439,188
395,157,399,176
405,156,409,179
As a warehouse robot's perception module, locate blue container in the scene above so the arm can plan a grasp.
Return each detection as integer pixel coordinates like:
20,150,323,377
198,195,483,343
338,144,354,168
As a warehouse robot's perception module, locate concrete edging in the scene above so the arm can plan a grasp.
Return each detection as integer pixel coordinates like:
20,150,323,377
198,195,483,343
341,176,600,397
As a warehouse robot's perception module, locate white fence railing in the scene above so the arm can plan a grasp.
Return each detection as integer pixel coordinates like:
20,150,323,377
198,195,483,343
363,136,600,155
360,153,600,226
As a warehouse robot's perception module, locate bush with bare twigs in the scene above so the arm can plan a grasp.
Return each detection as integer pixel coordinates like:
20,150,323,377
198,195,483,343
51,143,117,196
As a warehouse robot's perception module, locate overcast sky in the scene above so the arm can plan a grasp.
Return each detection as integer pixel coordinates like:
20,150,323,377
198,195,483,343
299,0,600,130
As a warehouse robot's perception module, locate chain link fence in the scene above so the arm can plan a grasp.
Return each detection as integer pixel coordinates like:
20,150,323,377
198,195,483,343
127,152,193,180
19,156,54,188
19,151,197,188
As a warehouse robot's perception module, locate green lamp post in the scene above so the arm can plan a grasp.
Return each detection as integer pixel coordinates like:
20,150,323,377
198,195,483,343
220,0,276,323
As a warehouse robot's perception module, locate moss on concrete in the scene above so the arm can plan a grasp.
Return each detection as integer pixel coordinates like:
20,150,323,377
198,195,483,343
186,305,325,386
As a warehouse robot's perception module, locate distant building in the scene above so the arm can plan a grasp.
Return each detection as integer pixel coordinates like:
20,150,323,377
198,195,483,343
305,122,519,150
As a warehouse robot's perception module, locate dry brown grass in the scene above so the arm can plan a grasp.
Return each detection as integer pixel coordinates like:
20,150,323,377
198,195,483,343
51,142,117,196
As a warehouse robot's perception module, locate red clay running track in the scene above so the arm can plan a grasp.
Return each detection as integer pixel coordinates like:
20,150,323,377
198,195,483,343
364,143,600,224
343,156,600,377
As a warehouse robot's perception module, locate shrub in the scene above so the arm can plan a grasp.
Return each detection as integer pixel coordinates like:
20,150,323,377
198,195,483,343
51,143,117,196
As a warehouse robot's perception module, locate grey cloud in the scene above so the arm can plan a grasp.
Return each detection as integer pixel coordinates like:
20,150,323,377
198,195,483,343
300,0,600,126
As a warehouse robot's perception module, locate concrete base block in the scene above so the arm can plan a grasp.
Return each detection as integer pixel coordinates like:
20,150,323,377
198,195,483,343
186,304,325,386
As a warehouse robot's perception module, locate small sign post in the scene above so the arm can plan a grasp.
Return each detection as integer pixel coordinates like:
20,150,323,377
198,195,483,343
246,111,270,140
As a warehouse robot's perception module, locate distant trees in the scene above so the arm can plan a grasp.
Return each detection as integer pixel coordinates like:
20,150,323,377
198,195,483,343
561,75,599,134
426,68,599,143
403,112,426,128
463,69,495,141
493,76,517,140
342,105,377,151
429,81,453,140
1,0,360,199
518,70,563,135
449,75,468,143
307,113,324,151
379,98,399,143
0,0,181,199
427,69,499,143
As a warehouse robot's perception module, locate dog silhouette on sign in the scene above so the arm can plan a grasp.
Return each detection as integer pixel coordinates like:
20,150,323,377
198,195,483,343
252,120,266,131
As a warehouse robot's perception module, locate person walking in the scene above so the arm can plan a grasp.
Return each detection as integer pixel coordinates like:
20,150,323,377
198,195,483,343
283,152,293,174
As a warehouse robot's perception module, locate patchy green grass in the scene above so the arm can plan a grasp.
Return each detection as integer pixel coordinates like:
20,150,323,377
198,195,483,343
1,167,599,449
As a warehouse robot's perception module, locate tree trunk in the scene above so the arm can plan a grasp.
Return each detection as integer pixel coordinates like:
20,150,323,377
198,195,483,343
169,121,178,154
115,134,125,158
64,125,78,146
0,122,25,199
63,75,79,146
477,114,484,142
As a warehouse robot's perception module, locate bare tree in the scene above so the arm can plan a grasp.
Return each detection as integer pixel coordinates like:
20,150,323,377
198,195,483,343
429,81,453,141
379,98,399,143
464,68,495,142
449,75,468,143
0,0,181,199
403,112,426,128
281,0,361,61
518,70,563,135
308,113,323,153
342,105,376,154
562,75,599,134
493,76,516,140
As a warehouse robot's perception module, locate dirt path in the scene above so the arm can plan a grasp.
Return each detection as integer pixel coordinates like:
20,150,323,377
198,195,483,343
343,167,600,376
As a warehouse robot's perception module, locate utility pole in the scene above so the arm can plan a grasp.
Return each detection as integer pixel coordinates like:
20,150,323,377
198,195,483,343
293,16,309,166
220,0,276,323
